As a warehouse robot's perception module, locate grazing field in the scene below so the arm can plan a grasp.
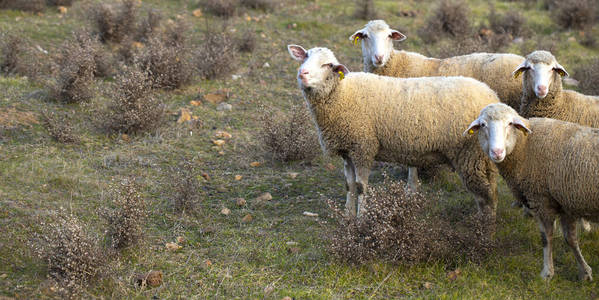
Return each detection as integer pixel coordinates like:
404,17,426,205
1,0,599,298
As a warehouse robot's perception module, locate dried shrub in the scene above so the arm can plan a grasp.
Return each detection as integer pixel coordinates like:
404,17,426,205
102,178,147,249
0,33,26,75
419,0,472,44
329,176,495,264
135,20,194,90
236,29,257,53
354,0,376,20
259,104,320,162
240,0,275,11
41,110,79,144
488,7,528,37
580,30,597,48
32,213,105,297
100,67,165,134
554,0,597,30
47,34,97,103
428,35,509,59
170,159,201,213
196,28,238,79
91,0,138,44
203,0,238,18
574,59,599,95
0,0,46,12
46,0,75,6
136,9,162,43
71,31,115,78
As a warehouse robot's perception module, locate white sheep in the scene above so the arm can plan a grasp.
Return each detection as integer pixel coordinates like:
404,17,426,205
465,103,599,281
287,44,500,220
350,20,524,110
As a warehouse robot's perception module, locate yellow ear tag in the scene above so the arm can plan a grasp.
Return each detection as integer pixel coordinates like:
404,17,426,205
513,70,523,79
468,129,474,135
519,128,529,136
338,71,345,80
353,36,360,46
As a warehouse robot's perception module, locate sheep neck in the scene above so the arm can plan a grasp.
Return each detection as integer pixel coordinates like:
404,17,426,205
519,73,564,118
368,50,440,78
495,133,528,189
301,73,342,109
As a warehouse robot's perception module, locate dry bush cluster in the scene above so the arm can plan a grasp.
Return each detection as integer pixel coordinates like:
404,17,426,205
47,34,97,103
574,59,599,96
41,110,79,144
240,0,275,11
354,0,376,20
91,0,138,43
488,8,528,37
419,0,472,44
236,29,257,53
101,178,147,249
196,28,239,79
32,213,106,297
553,0,597,30
329,177,495,265
259,104,320,162
99,68,165,134
0,33,26,75
0,0,46,12
170,159,202,214
203,0,238,18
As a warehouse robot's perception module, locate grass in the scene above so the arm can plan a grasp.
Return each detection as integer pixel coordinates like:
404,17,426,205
1,0,599,298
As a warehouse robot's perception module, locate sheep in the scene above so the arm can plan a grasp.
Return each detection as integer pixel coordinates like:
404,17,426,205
513,50,599,127
513,50,599,232
349,20,524,110
464,103,599,281
287,44,500,222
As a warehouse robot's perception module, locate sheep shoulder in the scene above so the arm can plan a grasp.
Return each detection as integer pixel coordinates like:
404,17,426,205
561,90,599,127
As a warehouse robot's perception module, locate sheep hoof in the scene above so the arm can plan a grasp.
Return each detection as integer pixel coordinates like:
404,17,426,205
540,268,554,280
579,267,592,281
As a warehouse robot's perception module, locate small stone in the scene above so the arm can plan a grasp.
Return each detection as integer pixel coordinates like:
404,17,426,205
213,139,226,146
447,268,461,281
250,161,261,167
121,134,130,142
218,151,225,155
176,236,185,244
177,108,192,123
242,214,253,223
288,172,299,179
235,198,246,206
135,270,163,288
203,93,227,104
232,74,241,80
422,282,434,289
286,241,298,246
204,259,212,267
263,62,270,68
165,242,182,251
57,6,68,14
234,175,243,181
216,102,233,111
190,100,202,106
256,192,272,201
221,208,231,215
303,211,318,217
214,131,232,139
201,172,211,180
513,37,524,44
192,8,202,17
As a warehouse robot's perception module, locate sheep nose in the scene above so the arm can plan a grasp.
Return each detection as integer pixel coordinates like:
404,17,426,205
299,69,309,79
491,148,504,159
374,55,383,64
537,85,547,95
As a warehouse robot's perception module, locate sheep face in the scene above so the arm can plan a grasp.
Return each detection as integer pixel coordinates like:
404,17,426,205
513,50,568,99
350,20,406,69
465,104,531,163
287,45,349,92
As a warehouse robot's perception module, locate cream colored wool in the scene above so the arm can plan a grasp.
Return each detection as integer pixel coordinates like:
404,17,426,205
354,20,524,109
518,50,599,126
468,103,599,281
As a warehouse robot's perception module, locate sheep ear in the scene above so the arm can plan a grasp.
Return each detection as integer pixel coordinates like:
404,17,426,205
390,30,406,41
349,30,365,45
333,64,350,76
288,44,307,61
511,117,532,135
553,63,569,77
512,61,530,79
463,118,481,137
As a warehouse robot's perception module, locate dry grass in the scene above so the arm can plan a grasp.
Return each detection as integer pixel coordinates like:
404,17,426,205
101,178,147,249
554,0,597,30
31,213,106,298
99,67,165,134
259,104,320,162
574,58,599,95
196,26,238,79
47,33,97,103
328,176,495,265
419,0,472,43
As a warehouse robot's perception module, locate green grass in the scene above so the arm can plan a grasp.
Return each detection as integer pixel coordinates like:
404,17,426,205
1,0,599,298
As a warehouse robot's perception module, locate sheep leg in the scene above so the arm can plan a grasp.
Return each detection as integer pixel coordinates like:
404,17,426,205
355,166,371,217
453,156,498,220
536,215,555,280
407,167,420,190
560,215,593,281
343,157,358,217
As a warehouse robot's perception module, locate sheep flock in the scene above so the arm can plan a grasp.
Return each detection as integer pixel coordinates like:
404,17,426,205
289,19,599,281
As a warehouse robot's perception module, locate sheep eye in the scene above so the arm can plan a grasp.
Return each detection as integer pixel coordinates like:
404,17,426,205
480,123,486,128
362,34,368,39
321,63,333,68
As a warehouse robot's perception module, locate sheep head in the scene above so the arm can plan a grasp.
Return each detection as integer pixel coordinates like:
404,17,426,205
287,45,349,92
350,20,406,69
513,50,568,99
